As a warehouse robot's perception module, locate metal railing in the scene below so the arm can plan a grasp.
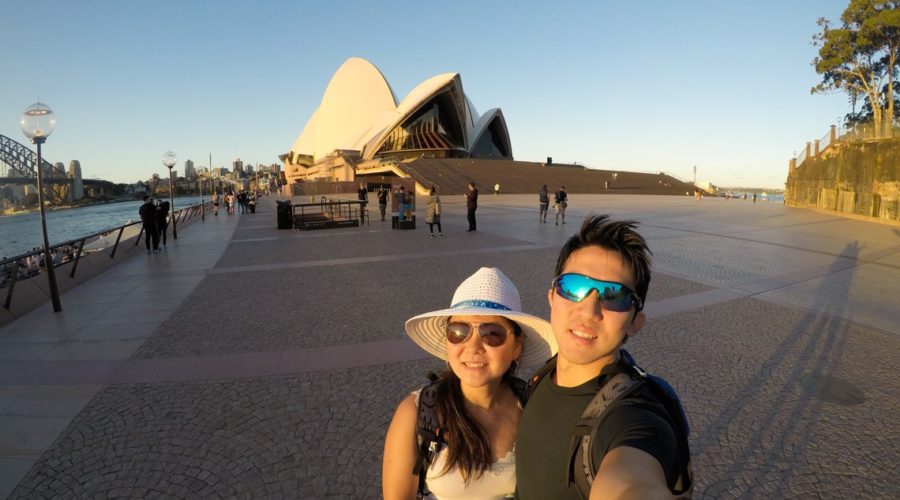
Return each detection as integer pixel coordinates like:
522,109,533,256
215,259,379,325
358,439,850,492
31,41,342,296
290,199,366,230
795,120,900,169
2,200,213,312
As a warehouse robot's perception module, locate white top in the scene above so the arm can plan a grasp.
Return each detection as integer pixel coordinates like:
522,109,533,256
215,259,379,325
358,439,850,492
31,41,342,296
414,389,517,499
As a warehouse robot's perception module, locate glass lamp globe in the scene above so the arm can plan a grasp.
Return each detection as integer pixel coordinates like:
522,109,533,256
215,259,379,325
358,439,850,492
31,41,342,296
20,102,56,140
162,151,177,168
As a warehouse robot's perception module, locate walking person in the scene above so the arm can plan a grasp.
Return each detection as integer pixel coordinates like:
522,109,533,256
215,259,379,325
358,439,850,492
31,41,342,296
357,182,369,223
466,182,478,232
538,184,549,224
554,185,568,225
516,215,692,499
377,187,389,222
212,191,220,216
138,195,159,254
156,199,170,249
382,267,556,499
425,186,443,237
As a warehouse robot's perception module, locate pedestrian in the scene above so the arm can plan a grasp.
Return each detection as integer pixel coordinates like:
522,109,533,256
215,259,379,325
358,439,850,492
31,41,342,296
516,215,692,499
538,184,549,223
138,195,159,254
156,199,170,249
212,191,219,216
377,187,388,222
494,183,500,196
425,186,443,237
466,182,478,231
554,185,568,225
382,267,556,499
396,186,407,221
357,182,369,222
753,193,757,203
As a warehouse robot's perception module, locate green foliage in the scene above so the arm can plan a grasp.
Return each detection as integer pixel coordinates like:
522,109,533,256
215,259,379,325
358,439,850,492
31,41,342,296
812,0,900,130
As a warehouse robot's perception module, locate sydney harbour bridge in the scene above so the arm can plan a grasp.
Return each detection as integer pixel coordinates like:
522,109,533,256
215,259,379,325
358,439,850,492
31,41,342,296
1,132,75,205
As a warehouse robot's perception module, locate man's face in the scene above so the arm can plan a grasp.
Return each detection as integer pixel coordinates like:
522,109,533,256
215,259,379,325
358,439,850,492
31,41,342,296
547,245,645,371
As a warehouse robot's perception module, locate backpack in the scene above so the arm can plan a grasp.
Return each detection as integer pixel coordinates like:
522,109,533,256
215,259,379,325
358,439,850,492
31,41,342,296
526,350,693,499
413,373,528,499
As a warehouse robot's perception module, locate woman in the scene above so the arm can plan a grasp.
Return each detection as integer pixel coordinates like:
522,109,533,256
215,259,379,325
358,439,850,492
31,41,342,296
383,268,556,499
425,186,443,237
212,192,220,216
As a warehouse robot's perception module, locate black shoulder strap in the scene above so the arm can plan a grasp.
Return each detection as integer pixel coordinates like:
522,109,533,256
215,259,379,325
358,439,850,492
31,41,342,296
414,374,443,498
567,371,641,499
525,355,557,401
568,350,693,498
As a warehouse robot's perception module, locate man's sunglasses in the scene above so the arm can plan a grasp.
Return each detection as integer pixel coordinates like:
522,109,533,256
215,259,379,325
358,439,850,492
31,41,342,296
551,273,643,312
445,322,511,347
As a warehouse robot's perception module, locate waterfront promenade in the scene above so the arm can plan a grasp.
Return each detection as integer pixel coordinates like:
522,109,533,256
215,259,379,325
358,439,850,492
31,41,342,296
1,194,898,498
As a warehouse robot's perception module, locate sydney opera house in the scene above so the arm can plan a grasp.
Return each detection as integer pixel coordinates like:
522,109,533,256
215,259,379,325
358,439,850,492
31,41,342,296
282,58,512,185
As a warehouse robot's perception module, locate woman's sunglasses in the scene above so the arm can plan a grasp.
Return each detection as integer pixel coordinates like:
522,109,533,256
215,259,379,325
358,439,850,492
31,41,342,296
551,273,643,312
445,322,511,347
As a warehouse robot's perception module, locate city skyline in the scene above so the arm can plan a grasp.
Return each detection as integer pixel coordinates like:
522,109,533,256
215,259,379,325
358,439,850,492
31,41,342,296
2,1,850,189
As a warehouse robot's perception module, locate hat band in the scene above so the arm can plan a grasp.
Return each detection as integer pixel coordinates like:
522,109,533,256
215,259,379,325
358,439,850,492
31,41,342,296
450,299,512,311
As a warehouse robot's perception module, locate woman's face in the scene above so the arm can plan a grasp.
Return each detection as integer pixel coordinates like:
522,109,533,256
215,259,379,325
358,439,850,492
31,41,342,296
446,315,522,389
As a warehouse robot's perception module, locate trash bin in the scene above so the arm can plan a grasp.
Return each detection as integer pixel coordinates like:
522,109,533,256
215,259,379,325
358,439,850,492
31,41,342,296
277,200,292,229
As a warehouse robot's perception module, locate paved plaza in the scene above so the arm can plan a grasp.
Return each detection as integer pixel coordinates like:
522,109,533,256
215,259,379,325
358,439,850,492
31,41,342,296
1,194,898,498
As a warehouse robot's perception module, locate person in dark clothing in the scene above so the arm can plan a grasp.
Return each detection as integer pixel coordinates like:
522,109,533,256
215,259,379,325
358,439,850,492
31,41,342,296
539,184,550,223
554,185,568,225
465,182,478,231
357,182,369,222
516,215,689,499
139,195,159,254
377,187,389,221
156,200,170,248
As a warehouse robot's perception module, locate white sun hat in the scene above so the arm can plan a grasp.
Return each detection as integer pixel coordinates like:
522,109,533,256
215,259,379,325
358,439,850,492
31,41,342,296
405,267,557,372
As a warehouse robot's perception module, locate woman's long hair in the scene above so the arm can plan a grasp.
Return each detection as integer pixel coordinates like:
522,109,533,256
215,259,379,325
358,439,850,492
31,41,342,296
433,320,522,482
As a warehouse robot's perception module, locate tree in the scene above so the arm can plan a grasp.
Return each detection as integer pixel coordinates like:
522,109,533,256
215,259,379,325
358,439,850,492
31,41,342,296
812,0,900,136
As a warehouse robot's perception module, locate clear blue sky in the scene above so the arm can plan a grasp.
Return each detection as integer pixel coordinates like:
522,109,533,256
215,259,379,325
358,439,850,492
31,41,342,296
2,0,850,189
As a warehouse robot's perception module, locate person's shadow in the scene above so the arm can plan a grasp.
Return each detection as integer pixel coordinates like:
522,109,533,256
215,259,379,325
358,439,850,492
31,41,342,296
694,241,864,495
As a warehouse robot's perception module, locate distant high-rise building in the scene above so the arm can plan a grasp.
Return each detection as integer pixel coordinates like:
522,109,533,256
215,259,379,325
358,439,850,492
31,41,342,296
68,160,84,200
184,159,196,180
233,158,244,176
246,164,255,174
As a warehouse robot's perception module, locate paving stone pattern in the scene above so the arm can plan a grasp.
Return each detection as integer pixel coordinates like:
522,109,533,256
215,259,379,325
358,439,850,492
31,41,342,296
10,360,442,499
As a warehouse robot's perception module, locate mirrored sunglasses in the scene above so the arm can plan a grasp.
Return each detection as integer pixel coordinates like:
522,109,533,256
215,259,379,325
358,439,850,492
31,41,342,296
445,322,511,347
551,273,643,312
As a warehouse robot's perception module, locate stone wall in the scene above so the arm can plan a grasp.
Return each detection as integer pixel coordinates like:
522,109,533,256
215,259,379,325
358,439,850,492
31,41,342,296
786,138,900,221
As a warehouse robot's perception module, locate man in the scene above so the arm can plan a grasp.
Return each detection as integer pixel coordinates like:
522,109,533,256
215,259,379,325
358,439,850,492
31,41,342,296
357,182,369,222
156,199,170,249
538,184,549,224
554,185,568,225
465,182,478,231
138,195,159,254
517,214,688,499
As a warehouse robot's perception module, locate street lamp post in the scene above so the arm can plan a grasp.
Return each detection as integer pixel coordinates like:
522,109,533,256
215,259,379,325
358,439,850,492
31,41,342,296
20,102,62,312
162,151,178,239
199,168,205,221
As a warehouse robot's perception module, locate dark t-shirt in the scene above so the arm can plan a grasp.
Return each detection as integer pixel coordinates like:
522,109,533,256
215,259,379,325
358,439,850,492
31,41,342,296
377,190,388,204
466,188,478,209
516,358,677,499
357,188,368,203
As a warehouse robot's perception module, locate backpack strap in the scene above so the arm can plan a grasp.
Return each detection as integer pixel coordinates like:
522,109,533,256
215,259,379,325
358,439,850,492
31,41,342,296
525,355,557,401
566,371,641,499
567,350,693,498
414,374,443,498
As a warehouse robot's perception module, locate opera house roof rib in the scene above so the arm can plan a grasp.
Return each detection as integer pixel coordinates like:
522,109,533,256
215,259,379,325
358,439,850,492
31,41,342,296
285,57,512,176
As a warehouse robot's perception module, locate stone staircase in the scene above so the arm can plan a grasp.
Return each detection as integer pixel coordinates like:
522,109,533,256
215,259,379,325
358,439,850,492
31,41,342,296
391,158,695,195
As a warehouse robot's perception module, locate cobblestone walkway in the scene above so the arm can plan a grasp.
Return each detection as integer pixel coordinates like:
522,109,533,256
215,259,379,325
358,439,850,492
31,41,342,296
1,195,898,498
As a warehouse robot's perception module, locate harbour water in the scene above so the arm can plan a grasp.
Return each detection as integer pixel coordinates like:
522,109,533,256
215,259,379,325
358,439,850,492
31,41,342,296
0,196,204,259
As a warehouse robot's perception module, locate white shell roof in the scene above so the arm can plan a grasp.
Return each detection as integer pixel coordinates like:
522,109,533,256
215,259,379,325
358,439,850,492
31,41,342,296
288,58,511,163
291,57,396,161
